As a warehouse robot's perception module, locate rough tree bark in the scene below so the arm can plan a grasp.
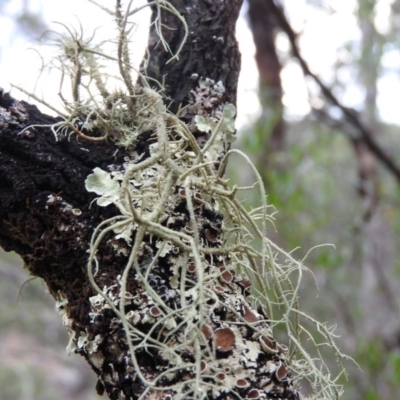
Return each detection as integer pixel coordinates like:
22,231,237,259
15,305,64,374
0,1,299,399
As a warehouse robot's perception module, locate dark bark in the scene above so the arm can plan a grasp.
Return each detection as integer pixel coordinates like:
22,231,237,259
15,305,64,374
0,1,300,399
0,91,125,299
145,0,242,110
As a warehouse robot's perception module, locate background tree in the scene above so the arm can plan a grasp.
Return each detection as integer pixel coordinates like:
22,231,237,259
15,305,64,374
236,1,400,399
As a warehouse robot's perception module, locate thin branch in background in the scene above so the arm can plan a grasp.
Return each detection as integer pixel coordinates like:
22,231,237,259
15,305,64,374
312,106,379,221
268,0,400,185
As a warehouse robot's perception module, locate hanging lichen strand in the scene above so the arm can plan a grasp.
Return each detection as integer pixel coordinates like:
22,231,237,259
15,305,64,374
16,1,349,399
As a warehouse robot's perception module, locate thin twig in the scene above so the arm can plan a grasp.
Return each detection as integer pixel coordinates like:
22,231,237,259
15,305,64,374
268,0,400,184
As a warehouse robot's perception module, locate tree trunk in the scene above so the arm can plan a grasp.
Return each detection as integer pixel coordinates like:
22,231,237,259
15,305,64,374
0,1,299,399
247,0,285,153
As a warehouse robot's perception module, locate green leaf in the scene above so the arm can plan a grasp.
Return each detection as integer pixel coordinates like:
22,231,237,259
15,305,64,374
365,389,380,400
390,352,400,383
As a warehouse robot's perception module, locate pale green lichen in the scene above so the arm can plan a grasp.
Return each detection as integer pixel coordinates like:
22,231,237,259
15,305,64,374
16,1,351,399
85,167,121,207
82,86,350,398
195,103,236,134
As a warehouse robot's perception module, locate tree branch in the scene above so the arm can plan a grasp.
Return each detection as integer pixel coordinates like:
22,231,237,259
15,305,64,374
268,0,400,184
0,2,300,399
0,1,344,399
145,0,242,110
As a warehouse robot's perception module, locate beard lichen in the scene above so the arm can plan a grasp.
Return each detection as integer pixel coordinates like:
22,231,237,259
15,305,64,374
15,1,351,399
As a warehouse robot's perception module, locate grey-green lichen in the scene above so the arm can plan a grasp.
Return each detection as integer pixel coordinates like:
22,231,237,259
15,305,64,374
15,1,351,399
80,80,348,399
